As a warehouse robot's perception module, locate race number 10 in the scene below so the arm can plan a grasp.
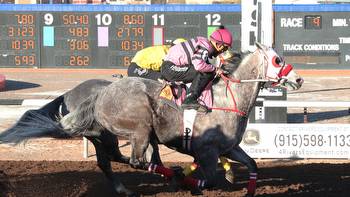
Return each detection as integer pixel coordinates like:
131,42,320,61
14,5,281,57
95,14,112,26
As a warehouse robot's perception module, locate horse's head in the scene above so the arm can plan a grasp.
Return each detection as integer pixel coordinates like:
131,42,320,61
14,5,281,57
255,42,304,90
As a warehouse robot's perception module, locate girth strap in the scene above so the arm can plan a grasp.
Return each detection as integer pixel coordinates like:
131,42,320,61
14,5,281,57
170,83,187,99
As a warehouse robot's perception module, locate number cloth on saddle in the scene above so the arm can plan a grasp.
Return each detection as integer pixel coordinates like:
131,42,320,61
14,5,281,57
159,85,174,100
158,83,213,108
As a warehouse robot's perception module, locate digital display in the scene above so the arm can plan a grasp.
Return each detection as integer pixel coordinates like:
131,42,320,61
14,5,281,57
305,15,322,29
0,13,40,67
40,12,93,67
0,6,241,68
275,11,350,69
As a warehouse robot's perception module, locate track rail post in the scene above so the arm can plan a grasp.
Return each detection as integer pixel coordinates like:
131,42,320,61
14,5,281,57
303,107,308,123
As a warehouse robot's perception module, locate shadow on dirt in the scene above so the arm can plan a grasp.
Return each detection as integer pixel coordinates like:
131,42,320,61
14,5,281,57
2,80,40,91
255,161,350,197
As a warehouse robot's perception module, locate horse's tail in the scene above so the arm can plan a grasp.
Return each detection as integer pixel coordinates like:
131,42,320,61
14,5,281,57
0,96,69,145
60,93,100,136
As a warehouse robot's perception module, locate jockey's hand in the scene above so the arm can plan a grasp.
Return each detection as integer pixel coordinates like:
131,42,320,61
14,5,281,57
215,67,224,77
216,67,229,77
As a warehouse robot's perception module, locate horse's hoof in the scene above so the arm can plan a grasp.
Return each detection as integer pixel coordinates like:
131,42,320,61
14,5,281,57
112,155,130,164
129,163,138,169
225,170,235,184
169,176,180,192
118,156,130,164
129,159,146,170
190,186,203,196
171,166,185,181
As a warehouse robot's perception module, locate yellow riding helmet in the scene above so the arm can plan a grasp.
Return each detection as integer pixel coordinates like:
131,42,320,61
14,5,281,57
172,38,186,45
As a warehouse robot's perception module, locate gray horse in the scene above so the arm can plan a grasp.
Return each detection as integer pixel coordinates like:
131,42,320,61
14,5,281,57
0,79,154,196
59,43,303,196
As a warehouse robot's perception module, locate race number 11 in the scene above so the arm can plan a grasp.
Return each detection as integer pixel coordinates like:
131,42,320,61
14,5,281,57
152,14,164,26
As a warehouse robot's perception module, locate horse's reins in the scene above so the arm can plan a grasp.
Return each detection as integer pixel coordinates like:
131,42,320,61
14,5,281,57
208,50,279,116
208,73,246,116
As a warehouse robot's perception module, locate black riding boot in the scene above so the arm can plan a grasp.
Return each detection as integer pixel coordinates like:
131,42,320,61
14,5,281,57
182,72,215,112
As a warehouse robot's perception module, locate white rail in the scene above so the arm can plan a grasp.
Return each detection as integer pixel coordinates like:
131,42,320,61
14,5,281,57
262,101,350,108
83,137,88,159
258,100,350,123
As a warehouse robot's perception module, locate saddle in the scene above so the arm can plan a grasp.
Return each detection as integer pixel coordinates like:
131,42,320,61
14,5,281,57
158,80,213,110
159,81,187,106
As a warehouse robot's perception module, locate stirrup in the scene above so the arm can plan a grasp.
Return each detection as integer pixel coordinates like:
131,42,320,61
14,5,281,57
182,103,208,113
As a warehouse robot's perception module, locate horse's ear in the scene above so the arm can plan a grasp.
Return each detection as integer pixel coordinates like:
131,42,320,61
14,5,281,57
255,42,265,50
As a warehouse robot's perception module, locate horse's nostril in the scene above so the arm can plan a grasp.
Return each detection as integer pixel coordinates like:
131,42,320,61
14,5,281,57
296,78,304,84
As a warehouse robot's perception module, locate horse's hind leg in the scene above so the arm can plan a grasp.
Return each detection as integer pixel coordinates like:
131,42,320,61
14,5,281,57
99,129,130,164
143,132,162,166
129,129,151,169
225,145,258,197
86,136,136,196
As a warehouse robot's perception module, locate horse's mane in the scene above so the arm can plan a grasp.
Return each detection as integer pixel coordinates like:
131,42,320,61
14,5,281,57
221,50,249,73
212,50,248,84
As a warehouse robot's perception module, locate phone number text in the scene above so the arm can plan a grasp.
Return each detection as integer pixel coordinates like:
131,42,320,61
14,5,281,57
274,134,350,148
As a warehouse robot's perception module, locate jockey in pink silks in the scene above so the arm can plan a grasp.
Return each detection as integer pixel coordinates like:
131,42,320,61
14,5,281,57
161,26,233,113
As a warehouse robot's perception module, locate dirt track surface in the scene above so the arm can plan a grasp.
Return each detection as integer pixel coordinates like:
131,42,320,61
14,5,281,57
1,160,350,197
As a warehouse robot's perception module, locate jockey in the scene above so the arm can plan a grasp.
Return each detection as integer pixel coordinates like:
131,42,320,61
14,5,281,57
161,26,233,112
127,38,187,80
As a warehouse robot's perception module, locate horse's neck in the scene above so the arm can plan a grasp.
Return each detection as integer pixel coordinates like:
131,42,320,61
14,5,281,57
213,53,262,115
235,67,262,115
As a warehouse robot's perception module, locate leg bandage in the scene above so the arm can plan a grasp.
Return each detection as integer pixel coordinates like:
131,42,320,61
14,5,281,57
182,176,206,188
247,172,257,195
148,163,174,178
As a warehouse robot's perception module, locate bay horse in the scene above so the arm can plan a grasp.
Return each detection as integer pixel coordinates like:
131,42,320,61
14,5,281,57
59,42,303,196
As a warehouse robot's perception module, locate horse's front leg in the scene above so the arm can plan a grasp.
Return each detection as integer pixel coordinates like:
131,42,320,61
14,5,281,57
86,136,136,197
195,147,220,189
224,145,258,197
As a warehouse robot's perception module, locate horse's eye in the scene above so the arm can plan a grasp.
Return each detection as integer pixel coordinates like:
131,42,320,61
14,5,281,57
272,56,282,68
275,57,281,65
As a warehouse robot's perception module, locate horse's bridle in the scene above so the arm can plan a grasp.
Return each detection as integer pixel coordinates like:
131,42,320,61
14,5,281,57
208,48,289,115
